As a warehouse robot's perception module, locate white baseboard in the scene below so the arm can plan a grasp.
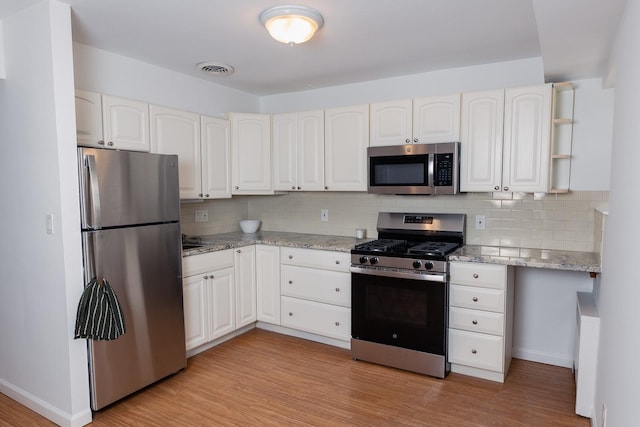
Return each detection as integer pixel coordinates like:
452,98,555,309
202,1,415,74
256,322,350,349
0,378,92,427
512,347,574,368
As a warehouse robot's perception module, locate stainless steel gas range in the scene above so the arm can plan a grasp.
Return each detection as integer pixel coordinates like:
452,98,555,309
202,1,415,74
350,212,465,378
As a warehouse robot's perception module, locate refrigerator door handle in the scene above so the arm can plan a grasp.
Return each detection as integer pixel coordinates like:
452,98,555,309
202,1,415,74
86,154,102,230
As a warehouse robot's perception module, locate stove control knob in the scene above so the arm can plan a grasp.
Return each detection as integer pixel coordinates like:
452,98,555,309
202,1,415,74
424,261,434,270
359,256,369,264
412,260,422,269
369,257,379,265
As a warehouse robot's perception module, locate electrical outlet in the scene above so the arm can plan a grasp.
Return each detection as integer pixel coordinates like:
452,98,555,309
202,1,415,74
321,208,329,222
475,215,486,230
195,209,208,223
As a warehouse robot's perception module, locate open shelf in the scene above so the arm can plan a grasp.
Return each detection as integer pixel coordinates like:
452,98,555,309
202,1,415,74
548,82,574,193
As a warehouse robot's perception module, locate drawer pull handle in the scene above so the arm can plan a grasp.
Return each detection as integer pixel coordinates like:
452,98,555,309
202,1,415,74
289,312,293,316
473,273,479,279
472,297,478,302
472,320,478,325
471,349,477,354
335,322,340,326
335,288,340,292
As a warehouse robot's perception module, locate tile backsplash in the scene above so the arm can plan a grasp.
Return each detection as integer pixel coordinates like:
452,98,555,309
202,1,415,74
181,191,609,252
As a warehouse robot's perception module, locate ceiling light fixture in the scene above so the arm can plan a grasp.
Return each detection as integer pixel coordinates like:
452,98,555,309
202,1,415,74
259,5,324,46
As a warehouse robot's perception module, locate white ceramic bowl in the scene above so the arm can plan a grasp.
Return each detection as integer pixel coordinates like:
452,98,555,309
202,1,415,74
240,219,261,234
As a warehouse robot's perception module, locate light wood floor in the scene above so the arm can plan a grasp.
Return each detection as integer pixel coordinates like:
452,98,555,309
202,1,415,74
1,329,589,426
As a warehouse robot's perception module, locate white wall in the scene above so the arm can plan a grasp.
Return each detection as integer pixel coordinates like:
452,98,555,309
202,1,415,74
594,0,640,425
260,57,545,113
0,1,91,426
73,43,259,117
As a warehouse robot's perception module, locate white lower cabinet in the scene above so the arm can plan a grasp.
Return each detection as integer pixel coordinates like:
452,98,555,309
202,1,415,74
279,247,351,344
448,261,514,382
256,245,281,325
234,246,257,328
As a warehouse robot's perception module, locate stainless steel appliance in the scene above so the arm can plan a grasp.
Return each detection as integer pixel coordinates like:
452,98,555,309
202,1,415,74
367,142,460,195
350,212,465,378
78,147,186,410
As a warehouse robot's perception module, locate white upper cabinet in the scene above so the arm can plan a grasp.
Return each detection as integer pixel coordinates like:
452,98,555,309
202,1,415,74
201,116,231,199
461,85,553,193
75,90,103,148
102,95,150,152
460,89,505,192
413,94,461,144
150,105,201,198
324,104,369,191
273,110,324,191
502,84,552,193
230,113,273,195
369,94,460,147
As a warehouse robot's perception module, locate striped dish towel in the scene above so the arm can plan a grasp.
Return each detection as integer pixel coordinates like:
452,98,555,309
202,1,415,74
74,278,126,340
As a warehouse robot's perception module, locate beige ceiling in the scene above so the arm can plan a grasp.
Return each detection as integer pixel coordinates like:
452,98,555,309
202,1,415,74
0,0,626,95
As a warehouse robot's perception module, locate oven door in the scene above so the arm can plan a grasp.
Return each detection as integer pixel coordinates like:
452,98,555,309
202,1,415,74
351,267,447,355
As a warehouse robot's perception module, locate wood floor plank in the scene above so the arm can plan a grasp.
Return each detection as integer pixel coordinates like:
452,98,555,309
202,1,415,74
0,329,589,426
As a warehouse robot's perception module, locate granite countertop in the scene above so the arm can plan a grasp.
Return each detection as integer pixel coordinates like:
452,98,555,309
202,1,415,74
183,231,601,273
449,245,601,273
182,231,370,256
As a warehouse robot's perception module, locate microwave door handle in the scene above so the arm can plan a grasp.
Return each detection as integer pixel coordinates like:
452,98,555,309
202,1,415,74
428,153,435,188
85,154,102,229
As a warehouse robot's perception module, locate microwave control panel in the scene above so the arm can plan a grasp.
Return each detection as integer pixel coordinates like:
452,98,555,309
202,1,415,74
434,153,454,186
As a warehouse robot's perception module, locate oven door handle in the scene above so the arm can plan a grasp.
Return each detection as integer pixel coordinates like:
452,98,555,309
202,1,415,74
350,266,446,282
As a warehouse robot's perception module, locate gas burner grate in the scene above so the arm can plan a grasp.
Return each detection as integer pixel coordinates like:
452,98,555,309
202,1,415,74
355,239,407,252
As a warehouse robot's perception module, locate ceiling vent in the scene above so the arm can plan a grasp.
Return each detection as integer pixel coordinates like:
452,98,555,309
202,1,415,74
196,62,235,76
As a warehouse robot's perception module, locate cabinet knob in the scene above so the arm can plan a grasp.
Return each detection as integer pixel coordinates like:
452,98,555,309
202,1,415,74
324,186,329,190
107,141,114,146
297,186,301,190
205,194,210,198
237,249,241,253
289,312,293,316
472,320,478,325
289,280,293,284
335,321,340,326
405,138,411,143
291,186,296,190
413,138,418,143
473,273,479,279
97,140,105,145
471,349,477,354
203,275,208,279
472,297,479,302
335,260,340,264
503,186,509,191
494,186,500,191
235,186,239,190
335,288,340,292
289,255,293,259
198,193,203,197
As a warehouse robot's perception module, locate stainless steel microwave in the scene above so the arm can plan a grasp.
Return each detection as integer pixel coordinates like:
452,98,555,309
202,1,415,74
367,142,460,195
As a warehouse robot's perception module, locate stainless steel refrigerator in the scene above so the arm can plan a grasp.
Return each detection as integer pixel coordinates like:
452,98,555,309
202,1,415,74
78,147,186,410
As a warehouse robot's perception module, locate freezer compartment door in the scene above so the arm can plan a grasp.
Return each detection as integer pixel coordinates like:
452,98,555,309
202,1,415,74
78,147,180,229
82,222,186,410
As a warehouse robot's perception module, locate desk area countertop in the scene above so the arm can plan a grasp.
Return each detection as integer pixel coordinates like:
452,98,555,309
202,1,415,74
183,231,601,273
449,245,601,273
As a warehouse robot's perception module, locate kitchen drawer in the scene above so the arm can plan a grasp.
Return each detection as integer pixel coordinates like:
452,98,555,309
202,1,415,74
450,284,504,313
281,265,350,307
450,262,506,289
280,247,350,273
281,296,350,341
448,329,504,372
449,306,504,336
183,249,234,276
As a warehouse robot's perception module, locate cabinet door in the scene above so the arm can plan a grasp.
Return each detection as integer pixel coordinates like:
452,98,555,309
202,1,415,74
234,246,257,328
150,105,201,199
502,85,552,193
230,113,272,194
102,95,150,152
201,116,231,199
413,94,461,143
297,110,325,191
369,99,412,146
273,113,298,191
183,274,208,351
460,90,505,192
324,104,369,191
75,90,103,148
256,245,281,324
208,267,235,340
